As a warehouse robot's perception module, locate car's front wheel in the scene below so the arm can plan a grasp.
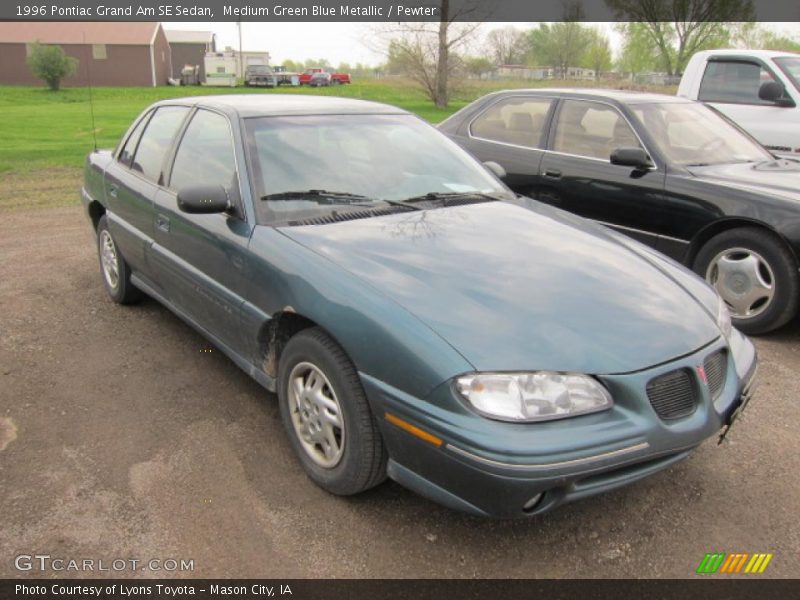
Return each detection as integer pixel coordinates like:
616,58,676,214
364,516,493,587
694,227,798,334
96,215,142,304
277,327,387,495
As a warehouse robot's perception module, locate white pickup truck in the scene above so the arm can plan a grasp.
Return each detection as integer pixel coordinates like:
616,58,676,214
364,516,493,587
678,49,800,156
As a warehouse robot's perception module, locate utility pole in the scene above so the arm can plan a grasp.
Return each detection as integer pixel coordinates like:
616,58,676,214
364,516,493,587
237,20,243,81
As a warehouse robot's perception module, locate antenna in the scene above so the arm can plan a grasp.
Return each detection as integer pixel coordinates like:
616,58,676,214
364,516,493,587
83,32,98,152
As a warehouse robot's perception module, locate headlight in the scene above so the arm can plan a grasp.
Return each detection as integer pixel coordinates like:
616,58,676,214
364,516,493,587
717,296,733,339
455,372,613,422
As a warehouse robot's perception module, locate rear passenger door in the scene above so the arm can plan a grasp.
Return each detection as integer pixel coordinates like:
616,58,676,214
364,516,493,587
538,99,666,248
102,105,190,289
150,108,253,352
454,95,554,197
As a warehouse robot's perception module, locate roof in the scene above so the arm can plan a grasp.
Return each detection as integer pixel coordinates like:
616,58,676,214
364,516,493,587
692,48,800,59
0,22,160,45
487,88,691,104
156,95,409,118
164,30,215,45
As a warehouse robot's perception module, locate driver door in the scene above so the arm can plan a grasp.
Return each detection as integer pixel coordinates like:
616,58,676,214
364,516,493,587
537,99,667,248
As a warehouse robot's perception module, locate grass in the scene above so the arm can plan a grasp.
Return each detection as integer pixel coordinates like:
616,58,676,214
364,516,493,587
0,77,677,211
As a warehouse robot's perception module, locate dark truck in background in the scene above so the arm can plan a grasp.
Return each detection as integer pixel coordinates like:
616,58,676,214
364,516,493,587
245,65,277,88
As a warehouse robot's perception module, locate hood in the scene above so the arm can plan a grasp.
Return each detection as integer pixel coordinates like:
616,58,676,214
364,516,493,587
688,158,800,201
280,202,720,374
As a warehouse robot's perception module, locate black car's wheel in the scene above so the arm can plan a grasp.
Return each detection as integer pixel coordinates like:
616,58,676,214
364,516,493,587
277,327,387,495
96,216,142,304
694,228,798,334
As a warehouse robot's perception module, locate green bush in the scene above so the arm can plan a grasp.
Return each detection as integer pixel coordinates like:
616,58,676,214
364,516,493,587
26,42,78,91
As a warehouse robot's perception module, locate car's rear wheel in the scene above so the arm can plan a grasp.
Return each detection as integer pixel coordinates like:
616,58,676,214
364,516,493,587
96,216,142,304
694,227,798,334
277,327,387,495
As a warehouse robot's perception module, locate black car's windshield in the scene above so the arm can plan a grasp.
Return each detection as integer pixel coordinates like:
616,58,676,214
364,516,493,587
630,102,772,166
244,114,512,224
775,57,800,93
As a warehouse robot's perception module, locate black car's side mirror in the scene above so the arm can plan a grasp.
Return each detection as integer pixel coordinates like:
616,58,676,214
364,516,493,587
177,185,230,214
483,160,507,180
759,81,795,107
610,147,654,170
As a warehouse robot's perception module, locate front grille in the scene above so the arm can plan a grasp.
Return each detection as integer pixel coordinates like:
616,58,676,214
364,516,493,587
646,369,697,420
704,350,727,400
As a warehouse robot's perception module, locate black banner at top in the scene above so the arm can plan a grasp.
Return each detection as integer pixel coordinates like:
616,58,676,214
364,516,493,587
3,0,800,22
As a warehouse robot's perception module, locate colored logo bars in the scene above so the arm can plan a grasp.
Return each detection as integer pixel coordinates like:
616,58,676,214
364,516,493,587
697,552,773,574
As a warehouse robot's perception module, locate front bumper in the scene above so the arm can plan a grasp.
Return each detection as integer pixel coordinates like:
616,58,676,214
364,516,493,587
362,330,757,518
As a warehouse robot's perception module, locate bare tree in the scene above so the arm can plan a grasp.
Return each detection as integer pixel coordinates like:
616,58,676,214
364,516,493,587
485,26,528,66
376,0,485,108
607,0,754,75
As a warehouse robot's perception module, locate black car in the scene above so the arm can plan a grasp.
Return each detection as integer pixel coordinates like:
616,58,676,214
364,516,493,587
439,89,800,334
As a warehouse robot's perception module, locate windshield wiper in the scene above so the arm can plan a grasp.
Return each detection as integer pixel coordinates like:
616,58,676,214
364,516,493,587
261,190,374,206
395,191,500,206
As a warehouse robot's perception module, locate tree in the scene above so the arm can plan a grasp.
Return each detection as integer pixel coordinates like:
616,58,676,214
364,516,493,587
607,0,753,75
464,56,495,78
527,23,590,78
376,0,484,108
583,28,613,80
616,22,661,77
26,42,78,91
485,26,528,66
731,23,800,52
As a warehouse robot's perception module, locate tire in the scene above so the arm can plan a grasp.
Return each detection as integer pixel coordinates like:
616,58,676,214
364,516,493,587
96,215,142,305
693,227,799,334
277,327,387,495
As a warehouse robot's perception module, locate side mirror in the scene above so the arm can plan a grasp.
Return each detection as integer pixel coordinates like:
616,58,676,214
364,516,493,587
177,185,230,214
759,81,795,107
483,160,507,180
610,147,653,169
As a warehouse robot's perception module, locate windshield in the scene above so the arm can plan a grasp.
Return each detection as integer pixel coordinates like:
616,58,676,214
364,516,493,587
630,102,772,166
775,57,800,93
244,114,512,224
248,65,271,74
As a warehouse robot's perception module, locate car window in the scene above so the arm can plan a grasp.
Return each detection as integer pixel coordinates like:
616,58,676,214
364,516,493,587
552,100,641,160
118,110,151,168
699,60,778,105
170,109,238,198
775,56,800,94
245,114,512,224
470,97,552,148
630,102,771,166
131,106,190,183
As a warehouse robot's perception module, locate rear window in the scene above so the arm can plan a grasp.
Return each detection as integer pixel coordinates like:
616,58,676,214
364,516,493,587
699,60,778,105
470,97,552,148
130,106,190,183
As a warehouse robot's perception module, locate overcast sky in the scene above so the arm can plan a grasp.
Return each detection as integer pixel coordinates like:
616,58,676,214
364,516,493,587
164,21,800,67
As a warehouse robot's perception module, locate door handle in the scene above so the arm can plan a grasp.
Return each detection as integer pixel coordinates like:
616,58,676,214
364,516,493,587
155,213,170,233
543,169,562,179
108,184,118,198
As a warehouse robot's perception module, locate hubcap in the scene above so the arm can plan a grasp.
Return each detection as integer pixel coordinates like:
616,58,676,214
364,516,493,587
706,247,775,320
99,230,120,290
288,362,345,468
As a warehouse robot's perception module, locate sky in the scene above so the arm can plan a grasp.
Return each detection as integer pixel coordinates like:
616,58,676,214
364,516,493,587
164,21,800,67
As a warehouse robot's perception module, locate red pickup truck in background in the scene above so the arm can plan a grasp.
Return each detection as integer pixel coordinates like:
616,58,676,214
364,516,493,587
298,67,351,85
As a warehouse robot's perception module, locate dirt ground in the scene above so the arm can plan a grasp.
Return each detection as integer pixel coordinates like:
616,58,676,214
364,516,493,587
1,189,798,578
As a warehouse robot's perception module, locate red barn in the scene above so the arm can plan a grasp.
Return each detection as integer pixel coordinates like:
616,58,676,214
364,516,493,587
0,22,172,87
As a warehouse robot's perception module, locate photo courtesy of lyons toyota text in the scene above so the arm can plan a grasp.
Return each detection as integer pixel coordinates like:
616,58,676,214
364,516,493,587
0,0,798,596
